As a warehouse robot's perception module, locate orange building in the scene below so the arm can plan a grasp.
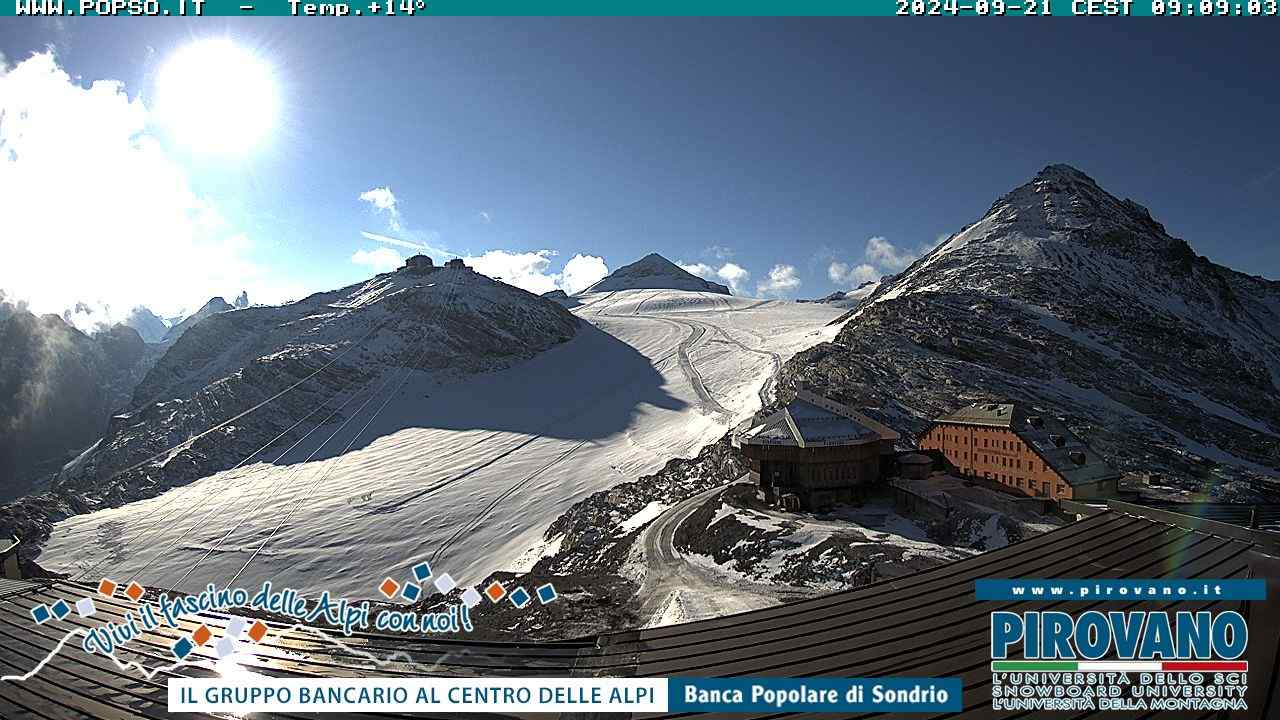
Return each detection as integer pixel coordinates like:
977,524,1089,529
918,403,1119,501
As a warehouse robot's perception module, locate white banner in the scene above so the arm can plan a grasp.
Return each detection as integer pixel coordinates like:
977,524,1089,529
168,677,668,713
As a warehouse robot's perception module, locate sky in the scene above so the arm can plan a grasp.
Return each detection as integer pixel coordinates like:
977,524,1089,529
0,19,1276,328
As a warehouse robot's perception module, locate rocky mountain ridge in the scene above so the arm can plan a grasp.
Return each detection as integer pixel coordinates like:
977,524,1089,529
0,266,580,558
0,310,163,500
782,164,1279,499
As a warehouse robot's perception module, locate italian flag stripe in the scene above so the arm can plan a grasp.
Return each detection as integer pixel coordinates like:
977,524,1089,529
992,660,1247,672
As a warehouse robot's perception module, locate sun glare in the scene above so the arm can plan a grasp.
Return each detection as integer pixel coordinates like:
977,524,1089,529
157,39,277,155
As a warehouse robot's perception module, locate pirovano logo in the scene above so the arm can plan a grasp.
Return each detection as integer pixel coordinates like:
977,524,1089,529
979,579,1261,713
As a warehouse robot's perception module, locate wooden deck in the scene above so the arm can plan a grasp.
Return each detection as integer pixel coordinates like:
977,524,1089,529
2,502,1278,719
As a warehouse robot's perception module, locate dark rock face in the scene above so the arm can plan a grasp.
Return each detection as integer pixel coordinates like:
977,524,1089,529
582,253,732,295
538,436,746,576
0,313,160,501
779,164,1280,501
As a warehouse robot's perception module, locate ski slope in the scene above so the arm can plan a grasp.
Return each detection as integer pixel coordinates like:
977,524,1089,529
37,289,843,597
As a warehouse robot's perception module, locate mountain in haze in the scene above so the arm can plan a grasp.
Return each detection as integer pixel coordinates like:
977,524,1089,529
582,253,732,295
0,264,579,552
778,164,1280,500
0,312,162,500
161,295,237,345
123,306,170,343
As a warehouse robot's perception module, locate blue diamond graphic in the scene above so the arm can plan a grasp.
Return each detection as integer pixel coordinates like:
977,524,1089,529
509,587,531,609
536,583,557,605
172,637,194,660
412,562,432,582
50,599,71,620
30,604,51,625
402,582,421,602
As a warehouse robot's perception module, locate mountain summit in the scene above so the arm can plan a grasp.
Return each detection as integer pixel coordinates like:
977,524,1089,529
582,253,732,295
0,266,579,552
783,164,1280,499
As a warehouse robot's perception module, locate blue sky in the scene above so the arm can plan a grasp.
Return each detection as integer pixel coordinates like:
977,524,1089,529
1,19,1276,321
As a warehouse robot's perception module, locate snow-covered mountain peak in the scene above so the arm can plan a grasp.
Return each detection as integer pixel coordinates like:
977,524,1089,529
869,165,1218,316
989,163,1169,244
582,253,732,295
796,165,1280,499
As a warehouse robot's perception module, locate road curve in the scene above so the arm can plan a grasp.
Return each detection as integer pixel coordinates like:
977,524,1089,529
634,482,806,627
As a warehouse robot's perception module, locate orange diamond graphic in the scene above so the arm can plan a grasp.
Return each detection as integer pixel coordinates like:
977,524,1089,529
247,620,268,643
192,625,212,646
124,582,145,602
484,581,506,603
378,578,400,599
97,578,118,598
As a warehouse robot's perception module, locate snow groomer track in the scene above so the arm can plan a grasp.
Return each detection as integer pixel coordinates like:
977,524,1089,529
4,501,1280,719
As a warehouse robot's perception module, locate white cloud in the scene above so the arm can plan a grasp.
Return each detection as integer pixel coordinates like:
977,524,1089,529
359,186,402,231
865,236,916,271
463,250,608,296
828,261,879,286
465,250,558,294
756,264,801,297
355,184,604,295
559,254,609,294
351,247,405,273
715,263,750,294
0,52,291,326
679,261,750,295
827,235,939,290
679,262,715,277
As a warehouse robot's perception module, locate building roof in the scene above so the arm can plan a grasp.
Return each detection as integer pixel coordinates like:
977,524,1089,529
4,502,1279,719
735,390,899,448
404,254,432,265
930,402,1119,487
937,401,1018,427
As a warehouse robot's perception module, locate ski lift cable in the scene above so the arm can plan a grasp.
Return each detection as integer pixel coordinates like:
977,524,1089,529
69,307,403,584
231,283,685,586
164,348,418,591
73,393,343,584
123,378,378,589
214,270,468,588
83,312,390,493
428,438,589,566
221,272,465,588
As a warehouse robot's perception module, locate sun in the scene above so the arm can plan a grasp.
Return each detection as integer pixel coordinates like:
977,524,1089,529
156,39,277,155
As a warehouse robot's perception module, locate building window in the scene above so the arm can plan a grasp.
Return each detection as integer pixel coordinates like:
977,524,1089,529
1057,484,1066,495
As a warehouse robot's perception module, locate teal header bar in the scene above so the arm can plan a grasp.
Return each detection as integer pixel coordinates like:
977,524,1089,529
6,0,1280,17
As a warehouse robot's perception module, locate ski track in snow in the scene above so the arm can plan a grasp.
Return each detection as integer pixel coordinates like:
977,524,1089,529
38,290,841,597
